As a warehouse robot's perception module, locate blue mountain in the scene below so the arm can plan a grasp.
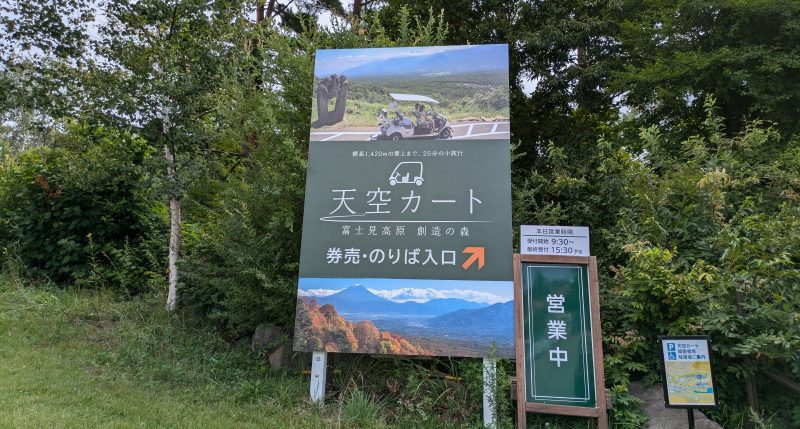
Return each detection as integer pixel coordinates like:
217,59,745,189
423,298,486,313
427,300,514,337
313,286,488,316
336,45,507,78
320,284,384,303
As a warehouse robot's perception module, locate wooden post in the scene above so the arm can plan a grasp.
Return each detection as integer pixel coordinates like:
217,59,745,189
735,290,759,414
513,254,527,429
310,351,327,403
483,357,497,428
588,257,609,429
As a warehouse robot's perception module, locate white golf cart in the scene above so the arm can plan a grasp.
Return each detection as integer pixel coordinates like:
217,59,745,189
388,162,424,186
371,93,453,141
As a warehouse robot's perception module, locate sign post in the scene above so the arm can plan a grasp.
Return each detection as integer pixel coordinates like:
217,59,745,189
310,351,327,403
483,357,497,428
513,253,607,429
658,335,718,428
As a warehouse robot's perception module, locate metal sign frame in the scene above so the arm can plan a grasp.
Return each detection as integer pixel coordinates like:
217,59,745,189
658,335,719,409
513,254,607,429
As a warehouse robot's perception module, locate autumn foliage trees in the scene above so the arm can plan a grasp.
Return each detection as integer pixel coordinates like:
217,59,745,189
294,298,426,355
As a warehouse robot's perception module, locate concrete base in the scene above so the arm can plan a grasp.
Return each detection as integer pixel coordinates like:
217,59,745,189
630,382,722,429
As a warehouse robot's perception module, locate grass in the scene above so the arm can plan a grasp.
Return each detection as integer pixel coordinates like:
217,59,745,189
342,389,383,427
0,269,391,428
311,98,510,129
0,267,505,428
0,267,653,428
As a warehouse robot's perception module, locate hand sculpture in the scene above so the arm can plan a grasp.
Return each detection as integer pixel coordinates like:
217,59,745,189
312,74,349,128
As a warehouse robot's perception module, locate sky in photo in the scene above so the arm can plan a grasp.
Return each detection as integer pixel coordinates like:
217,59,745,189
313,44,508,77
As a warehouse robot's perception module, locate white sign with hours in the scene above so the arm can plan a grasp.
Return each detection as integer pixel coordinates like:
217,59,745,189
520,225,590,256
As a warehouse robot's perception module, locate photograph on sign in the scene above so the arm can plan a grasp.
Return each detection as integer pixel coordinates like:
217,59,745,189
294,45,513,358
659,336,717,408
309,45,510,142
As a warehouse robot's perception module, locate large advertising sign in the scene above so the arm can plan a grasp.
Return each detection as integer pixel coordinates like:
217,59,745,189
293,45,513,358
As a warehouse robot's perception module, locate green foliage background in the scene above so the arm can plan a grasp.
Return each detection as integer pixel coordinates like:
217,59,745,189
0,124,165,292
1,1,799,427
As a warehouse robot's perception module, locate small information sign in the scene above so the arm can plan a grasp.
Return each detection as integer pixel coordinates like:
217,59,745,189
520,225,590,256
658,336,717,408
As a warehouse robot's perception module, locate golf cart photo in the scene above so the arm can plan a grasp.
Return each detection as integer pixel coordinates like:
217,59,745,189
371,93,453,141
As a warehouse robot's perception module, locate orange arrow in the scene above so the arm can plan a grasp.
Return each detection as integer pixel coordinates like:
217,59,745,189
462,246,485,270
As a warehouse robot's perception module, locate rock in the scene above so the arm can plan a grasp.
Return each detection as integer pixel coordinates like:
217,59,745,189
630,381,722,429
251,323,285,354
251,325,302,369
268,345,286,369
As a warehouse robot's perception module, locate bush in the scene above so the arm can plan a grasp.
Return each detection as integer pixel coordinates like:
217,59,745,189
179,36,310,337
180,140,306,336
0,123,165,292
604,102,800,427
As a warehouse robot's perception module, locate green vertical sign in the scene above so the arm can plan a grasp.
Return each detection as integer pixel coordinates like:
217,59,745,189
294,45,514,358
521,264,596,407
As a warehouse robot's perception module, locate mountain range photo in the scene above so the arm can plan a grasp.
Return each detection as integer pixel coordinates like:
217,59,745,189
313,285,487,316
294,284,515,357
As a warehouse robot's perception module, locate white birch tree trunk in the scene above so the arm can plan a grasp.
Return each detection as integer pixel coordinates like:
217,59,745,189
163,104,181,311
166,177,181,311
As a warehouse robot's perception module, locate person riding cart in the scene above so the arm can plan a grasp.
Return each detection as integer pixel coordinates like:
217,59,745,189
372,94,453,141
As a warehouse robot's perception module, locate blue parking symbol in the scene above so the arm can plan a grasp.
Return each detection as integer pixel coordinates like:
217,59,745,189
668,352,677,360
667,343,676,351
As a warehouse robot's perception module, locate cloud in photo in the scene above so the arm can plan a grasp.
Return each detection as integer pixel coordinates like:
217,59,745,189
298,289,340,297
299,278,513,302
298,286,507,304
368,288,506,304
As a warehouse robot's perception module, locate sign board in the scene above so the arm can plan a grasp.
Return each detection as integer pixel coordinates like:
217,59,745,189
521,263,596,406
658,336,718,408
514,254,607,428
520,225,590,256
294,44,514,358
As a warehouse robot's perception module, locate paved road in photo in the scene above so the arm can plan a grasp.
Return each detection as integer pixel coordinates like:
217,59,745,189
310,121,510,141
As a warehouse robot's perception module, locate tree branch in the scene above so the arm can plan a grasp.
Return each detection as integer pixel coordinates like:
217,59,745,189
166,0,180,42
208,148,248,158
271,0,295,19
